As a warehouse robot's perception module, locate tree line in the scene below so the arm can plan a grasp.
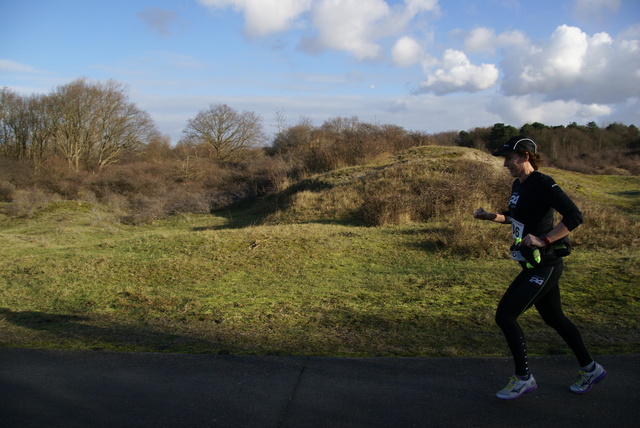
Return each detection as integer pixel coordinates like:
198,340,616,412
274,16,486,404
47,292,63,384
1,79,158,171
1,78,638,221
452,121,639,174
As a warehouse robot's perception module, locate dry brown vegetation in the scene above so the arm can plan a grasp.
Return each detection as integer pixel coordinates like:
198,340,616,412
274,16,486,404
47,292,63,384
1,121,638,228
2,80,638,228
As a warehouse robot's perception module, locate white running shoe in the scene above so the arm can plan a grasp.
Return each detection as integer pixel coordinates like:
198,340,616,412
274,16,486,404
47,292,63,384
496,375,537,400
570,362,606,394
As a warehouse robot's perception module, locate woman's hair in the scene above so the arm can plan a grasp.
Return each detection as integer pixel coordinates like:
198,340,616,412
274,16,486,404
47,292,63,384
517,149,543,170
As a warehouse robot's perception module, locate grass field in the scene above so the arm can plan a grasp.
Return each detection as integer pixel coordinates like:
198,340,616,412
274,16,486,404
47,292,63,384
1,147,638,357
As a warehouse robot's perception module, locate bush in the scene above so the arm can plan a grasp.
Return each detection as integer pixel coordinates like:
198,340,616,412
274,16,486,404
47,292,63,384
165,190,212,215
90,162,168,199
36,157,90,199
358,194,413,226
0,158,34,190
120,195,167,225
3,188,59,218
0,180,16,202
356,158,509,226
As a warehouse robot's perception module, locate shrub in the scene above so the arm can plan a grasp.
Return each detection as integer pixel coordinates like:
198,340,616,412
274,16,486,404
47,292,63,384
0,158,34,190
120,195,167,225
355,158,509,226
3,188,58,218
35,157,90,199
90,162,168,199
165,189,212,215
99,192,129,215
359,194,414,226
0,180,16,202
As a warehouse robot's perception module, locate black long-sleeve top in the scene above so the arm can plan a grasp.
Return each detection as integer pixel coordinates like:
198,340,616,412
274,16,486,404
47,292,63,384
501,171,583,239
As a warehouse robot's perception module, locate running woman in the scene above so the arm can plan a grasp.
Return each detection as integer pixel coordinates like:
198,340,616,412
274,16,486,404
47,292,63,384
474,135,606,400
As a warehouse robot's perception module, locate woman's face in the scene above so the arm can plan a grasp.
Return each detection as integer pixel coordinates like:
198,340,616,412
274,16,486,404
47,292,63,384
503,152,529,178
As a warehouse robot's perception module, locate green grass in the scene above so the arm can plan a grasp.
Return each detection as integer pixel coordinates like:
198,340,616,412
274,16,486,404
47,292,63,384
0,202,638,357
548,168,640,218
1,147,638,356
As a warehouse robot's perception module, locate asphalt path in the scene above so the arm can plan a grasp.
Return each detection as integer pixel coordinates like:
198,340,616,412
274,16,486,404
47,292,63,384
1,349,637,427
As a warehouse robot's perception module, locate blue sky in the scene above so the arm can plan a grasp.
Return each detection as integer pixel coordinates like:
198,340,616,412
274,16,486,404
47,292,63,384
1,0,639,143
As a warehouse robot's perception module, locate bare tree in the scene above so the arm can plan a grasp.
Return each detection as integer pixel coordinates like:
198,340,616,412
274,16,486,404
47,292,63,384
273,107,288,135
92,82,157,169
48,78,157,170
320,116,360,134
182,103,266,161
0,88,29,159
47,79,98,170
0,89,52,166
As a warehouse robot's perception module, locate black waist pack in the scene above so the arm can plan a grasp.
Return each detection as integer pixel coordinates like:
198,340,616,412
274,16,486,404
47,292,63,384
552,236,572,257
540,235,572,263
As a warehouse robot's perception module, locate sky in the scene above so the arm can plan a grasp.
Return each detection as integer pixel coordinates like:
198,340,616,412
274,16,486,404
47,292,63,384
1,0,639,144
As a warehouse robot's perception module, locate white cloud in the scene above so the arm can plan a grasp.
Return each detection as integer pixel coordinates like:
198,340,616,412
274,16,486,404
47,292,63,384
501,25,640,104
488,93,613,127
404,0,440,15
618,23,640,41
200,0,441,61
542,25,589,77
464,27,496,54
0,59,39,73
464,27,528,54
198,0,312,37
392,36,423,67
308,0,391,60
419,49,499,94
307,0,440,59
385,91,501,132
577,103,613,117
610,97,640,126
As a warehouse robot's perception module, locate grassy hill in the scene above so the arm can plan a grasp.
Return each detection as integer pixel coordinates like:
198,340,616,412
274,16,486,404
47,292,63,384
0,146,638,357
253,146,507,226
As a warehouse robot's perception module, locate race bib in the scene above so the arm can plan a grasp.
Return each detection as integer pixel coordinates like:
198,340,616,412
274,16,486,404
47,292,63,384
511,219,525,242
510,219,525,261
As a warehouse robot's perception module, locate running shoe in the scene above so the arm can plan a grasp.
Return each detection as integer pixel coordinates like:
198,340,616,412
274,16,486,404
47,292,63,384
496,375,537,400
570,362,606,394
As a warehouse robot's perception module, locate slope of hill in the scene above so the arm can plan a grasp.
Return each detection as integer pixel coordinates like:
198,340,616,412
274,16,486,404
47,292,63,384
258,146,508,226
249,145,638,250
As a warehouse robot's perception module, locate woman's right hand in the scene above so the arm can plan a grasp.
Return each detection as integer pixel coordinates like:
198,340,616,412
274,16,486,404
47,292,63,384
474,207,491,220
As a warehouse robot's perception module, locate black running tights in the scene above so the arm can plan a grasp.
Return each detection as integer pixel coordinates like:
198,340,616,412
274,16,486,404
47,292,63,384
495,260,593,376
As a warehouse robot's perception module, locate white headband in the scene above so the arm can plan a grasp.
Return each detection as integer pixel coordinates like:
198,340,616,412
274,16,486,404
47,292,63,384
513,138,537,153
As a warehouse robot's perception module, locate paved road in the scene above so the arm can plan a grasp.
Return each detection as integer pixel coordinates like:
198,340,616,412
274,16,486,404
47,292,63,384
1,349,637,427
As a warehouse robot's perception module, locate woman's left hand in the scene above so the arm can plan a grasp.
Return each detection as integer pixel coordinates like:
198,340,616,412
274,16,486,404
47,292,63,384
521,234,546,248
